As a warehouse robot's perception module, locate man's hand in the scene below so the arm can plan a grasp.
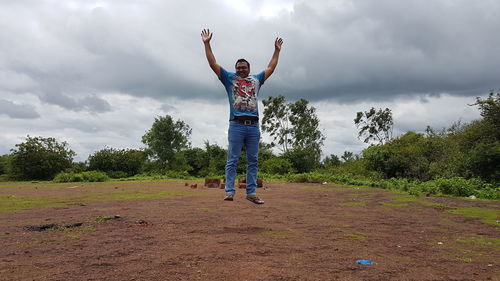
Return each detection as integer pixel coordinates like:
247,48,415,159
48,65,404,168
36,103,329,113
275,37,283,51
265,37,283,81
201,29,212,44
202,28,221,78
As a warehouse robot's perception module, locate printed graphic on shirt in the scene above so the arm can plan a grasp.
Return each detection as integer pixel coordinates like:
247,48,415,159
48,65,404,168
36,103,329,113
231,76,259,112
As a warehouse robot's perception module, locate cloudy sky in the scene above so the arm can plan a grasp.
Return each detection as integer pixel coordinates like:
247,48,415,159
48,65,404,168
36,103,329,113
1,0,499,161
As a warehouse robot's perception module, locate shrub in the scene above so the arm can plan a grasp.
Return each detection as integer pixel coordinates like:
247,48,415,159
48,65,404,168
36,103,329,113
261,157,295,175
10,136,75,180
106,171,129,179
88,148,146,176
53,171,109,182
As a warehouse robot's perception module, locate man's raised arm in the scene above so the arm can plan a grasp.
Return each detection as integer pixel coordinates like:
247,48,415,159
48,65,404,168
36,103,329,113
264,37,283,82
201,29,221,79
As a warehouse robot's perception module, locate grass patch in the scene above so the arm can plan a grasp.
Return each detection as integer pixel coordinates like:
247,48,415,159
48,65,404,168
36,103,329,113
261,230,294,239
418,201,447,207
65,233,81,239
114,190,194,201
456,235,500,250
290,255,302,263
392,195,419,202
339,202,366,207
379,202,408,207
447,207,499,226
198,207,210,212
457,257,472,263
344,233,366,240
0,184,203,214
0,195,64,213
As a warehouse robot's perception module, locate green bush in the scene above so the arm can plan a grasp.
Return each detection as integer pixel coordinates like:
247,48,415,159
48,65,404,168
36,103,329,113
106,171,128,179
10,136,75,180
261,157,295,175
88,148,146,177
285,171,499,199
53,171,109,182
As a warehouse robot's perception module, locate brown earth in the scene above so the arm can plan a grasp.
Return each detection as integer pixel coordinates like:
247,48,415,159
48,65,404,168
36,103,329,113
0,181,499,281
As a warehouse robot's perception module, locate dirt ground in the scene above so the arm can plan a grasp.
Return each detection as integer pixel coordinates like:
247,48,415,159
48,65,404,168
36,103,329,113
0,181,499,281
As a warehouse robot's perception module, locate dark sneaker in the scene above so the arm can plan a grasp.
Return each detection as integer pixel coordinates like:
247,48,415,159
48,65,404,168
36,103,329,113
246,195,264,204
223,193,234,201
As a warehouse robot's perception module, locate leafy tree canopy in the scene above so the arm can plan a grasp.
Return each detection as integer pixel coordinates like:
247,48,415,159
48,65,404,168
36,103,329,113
142,115,192,169
10,136,75,180
354,107,393,145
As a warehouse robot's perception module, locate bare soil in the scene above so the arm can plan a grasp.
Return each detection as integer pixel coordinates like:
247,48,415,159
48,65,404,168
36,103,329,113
1,181,499,281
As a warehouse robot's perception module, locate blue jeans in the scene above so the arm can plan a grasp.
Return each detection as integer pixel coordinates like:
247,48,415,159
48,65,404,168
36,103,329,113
225,121,260,195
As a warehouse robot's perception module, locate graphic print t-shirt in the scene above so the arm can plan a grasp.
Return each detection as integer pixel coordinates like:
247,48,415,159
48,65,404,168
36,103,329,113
219,66,265,120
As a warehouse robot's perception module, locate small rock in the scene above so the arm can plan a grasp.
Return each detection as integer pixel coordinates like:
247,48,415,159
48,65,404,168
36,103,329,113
322,182,328,185
437,242,443,245
468,195,476,200
487,264,493,267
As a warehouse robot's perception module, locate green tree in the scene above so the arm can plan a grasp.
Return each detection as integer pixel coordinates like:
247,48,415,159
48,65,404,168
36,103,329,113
354,107,393,145
323,154,341,166
283,146,319,173
288,98,325,161
471,91,500,129
261,95,325,162
183,147,207,176
341,151,355,162
261,157,295,174
201,141,227,176
142,115,192,169
88,148,146,177
10,136,75,180
261,96,291,152
0,154,9,175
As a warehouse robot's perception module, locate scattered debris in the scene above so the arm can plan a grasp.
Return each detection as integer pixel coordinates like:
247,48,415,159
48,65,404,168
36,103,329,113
24,224,58,232
96,215,122,223
190,184,198,189
64,222,83,228
437,242,443,245
356,260,374,265
135,219,148,225
24,222,84,232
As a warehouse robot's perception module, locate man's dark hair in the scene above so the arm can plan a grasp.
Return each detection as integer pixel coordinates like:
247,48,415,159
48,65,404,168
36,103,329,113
235,58,250,69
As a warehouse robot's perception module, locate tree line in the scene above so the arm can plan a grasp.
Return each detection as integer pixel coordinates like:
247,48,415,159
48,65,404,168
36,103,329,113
0,92,498,198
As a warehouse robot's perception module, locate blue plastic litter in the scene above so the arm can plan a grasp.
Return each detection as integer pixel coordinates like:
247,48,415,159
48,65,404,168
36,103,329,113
356,260,374,265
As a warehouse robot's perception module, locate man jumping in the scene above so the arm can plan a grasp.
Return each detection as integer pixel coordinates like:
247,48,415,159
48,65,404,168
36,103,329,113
201,29,283,204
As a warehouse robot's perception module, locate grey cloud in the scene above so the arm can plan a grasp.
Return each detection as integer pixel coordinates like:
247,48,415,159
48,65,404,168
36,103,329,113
160,103,177,113
1,0,499,109
0,99,40,119
263,0,500,102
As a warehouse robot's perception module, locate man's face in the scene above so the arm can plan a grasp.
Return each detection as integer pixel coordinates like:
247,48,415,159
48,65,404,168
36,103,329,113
235,61,250,78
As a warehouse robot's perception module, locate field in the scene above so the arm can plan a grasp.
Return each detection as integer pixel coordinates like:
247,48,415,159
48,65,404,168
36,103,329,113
0,180,499,281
